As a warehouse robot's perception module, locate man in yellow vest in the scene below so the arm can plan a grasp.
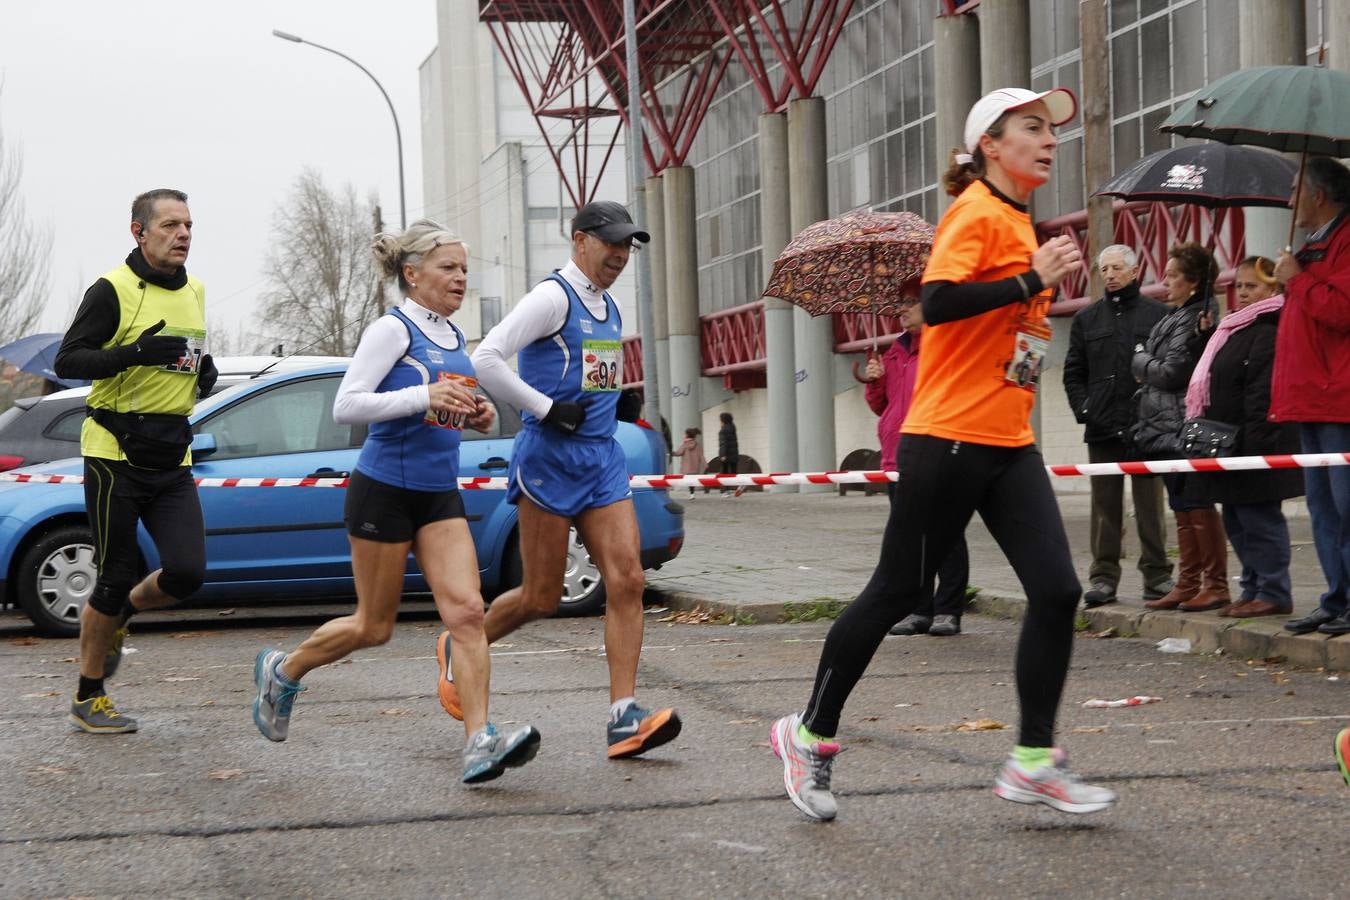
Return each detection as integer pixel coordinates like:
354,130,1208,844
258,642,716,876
55,188,217,733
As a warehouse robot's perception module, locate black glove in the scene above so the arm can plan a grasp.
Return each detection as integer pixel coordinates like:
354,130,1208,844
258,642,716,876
117,320,188,368
196,353,218,397
542,400,586,435
616,388,642,423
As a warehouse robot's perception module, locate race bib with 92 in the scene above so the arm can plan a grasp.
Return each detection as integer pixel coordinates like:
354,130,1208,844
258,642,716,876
581,339,622,392
424,372,478,430
160,327,206,375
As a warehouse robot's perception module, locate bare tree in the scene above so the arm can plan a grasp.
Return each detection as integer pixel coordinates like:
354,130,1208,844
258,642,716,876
258,168,384,357
0,103,52,345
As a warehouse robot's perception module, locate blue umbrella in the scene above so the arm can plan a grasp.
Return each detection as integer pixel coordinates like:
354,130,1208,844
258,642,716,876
0,333,89,389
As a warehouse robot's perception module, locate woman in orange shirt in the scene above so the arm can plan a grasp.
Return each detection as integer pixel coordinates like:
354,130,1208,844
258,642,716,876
770,88,1117,821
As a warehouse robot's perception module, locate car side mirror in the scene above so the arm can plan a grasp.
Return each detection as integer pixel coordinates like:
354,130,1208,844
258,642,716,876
191,433,218,459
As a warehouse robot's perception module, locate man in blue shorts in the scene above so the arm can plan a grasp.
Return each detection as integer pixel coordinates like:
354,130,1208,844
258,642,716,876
440,200,680,759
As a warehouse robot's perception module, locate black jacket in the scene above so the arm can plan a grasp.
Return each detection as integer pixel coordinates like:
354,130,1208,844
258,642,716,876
1062,282,1169,444
718,423,738,460
1130,291,1215,456
1187,310,1304,505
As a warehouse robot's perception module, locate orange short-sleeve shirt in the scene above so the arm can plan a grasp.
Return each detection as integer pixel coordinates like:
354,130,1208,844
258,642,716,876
901,180,1052,447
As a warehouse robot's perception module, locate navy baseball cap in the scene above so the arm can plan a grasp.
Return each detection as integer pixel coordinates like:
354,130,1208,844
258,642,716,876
572,200,651,244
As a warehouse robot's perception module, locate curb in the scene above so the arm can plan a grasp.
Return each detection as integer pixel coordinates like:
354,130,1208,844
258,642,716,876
647,586,1349,673
970,593,1350,672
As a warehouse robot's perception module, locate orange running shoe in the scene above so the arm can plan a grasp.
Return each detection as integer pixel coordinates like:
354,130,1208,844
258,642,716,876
606,703,682,759
436,630,463,720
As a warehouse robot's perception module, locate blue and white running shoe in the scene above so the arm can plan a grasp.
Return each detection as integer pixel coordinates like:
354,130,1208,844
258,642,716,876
462,722,542,784
252,648,305,742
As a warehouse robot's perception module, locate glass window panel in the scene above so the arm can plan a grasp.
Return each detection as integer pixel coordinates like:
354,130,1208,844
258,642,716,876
1110,0,1137,29
887,130,906,197
1140,16,1170,107
901,54,921,123
869,75,886,136
884,63,904,131
866,8,883,74
1140,0,1168,16
1032,70,1053,95
1056,0,1081,56
843,16,865,83
1031,0,1055,65
1113,118,1141,172
883,3,902,61
918,2,933,44
900,0,919,55
1056,137,1083,220
1111,30,1140,116
920,46,934,116
870,139,887,209
1172,1,1204,95
921,117,937,188
1142,104,1172,154
853,149,871,209
904,125,922,195
1060,59,1081,102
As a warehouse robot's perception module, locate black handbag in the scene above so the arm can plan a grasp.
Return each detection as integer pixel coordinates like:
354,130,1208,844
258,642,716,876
1179,417,1238,459
88,407,192,469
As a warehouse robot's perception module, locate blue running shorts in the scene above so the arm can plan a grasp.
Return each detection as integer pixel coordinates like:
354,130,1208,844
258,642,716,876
507,427,632,518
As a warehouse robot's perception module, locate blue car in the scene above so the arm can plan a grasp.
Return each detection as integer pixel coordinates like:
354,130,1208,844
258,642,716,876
0,364,684,636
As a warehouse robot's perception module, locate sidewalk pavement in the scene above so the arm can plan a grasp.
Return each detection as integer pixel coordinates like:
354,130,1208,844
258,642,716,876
644,485,1350,673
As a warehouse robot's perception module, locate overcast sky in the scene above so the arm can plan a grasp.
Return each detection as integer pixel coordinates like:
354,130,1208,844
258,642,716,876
1,1,435,349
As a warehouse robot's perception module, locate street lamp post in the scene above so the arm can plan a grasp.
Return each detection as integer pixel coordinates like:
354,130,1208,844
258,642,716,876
272,28,406,230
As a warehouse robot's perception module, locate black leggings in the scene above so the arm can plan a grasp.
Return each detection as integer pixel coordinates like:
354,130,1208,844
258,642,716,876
803,434,1080,747
84,457,206,610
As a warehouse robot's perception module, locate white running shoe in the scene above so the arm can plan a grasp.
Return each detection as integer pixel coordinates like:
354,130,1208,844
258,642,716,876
993,752,1117,814
770,713,840,821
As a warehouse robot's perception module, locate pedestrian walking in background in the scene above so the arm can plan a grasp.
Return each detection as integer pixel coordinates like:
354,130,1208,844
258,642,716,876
1272,157,1350,637
863,296,970,637
770,87,1117,821
671,426,706,498
1183,256,1301,618
1133,242,1228,613
718,411,744,497
1062,244,1171,608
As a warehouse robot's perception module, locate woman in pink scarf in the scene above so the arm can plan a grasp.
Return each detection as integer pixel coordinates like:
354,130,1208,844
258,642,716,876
1184,257,1304,617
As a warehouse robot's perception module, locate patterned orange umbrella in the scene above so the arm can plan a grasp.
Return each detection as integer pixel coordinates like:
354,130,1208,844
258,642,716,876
762,210,934,316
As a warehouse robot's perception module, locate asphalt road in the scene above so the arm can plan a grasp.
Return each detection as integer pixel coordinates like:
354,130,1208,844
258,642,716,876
2,607,1346,898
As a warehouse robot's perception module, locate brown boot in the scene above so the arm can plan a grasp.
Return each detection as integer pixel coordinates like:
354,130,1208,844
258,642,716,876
1145,511,1201,610
1179,507,1231,611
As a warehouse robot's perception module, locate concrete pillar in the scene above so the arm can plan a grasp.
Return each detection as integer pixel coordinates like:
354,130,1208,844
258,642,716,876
663,166,701,443
759,111,798,484
1241,1,1305,258
1081,0,1114,300
933,13,981,217
977,0,1030,96
788,97,835,488
1328,2,1350,71
645,174,672,438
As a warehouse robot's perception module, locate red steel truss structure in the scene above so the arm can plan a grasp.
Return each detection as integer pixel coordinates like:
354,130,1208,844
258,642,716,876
708,0,855,113
479,0,732,207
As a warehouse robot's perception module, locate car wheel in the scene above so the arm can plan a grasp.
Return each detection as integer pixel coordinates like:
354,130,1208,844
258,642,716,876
16,525,96,637
501,526,608,617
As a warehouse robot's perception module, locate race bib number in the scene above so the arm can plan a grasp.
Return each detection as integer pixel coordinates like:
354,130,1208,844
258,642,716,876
1004,322,1051,392
161,327,206,375
425,372,478,430
581,339,622,392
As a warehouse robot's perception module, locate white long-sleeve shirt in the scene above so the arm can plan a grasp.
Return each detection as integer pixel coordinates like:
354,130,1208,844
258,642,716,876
332,297,465,425
470,260,613,419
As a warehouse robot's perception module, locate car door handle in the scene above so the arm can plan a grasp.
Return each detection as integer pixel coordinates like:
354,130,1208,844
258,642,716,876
478,457,509,471
304,469,350,480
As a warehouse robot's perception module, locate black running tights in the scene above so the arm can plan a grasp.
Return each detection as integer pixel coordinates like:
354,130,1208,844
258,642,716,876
802,435,1080,747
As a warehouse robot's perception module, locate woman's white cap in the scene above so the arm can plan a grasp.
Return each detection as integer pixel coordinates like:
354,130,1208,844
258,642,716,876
963,87,1077,153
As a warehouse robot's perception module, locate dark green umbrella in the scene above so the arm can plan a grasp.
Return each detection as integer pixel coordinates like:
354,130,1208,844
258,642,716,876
1160,65,1350,155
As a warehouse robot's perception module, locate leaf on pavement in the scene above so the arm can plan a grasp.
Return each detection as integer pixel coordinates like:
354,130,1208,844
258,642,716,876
9,637,40,646
170,631,209,639
953,718,1007,732
208,768,247,780
22,691,60,698
1072,726,1108,734
381,708,415,717
1086,628,1117,639
727,718,759,725
217,608,236,617
31,765,70,776
162,676,200,683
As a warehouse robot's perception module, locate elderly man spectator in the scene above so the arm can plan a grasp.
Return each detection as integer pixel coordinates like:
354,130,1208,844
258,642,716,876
1062,244,1172,607
1274,157,1350,637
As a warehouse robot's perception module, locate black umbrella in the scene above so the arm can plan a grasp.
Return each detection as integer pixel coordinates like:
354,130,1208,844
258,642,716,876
1093,143,1296,208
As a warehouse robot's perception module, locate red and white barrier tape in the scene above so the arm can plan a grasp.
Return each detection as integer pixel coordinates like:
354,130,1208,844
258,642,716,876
2,451,1347,490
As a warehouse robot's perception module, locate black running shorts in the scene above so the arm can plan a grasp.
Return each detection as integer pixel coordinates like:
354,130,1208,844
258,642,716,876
344,470,466,543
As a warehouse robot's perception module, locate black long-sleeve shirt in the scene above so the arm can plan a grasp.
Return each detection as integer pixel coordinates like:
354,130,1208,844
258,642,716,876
54,249,189,381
